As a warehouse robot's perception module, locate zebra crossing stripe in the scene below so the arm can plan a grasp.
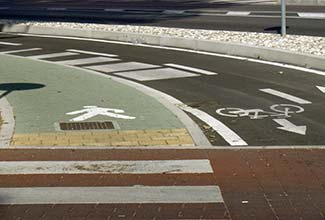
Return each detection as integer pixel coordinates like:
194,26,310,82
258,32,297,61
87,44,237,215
0,48,42,54
165,63,218,75
27,52,79,59
0,186,224,204
0,160,213,174
86,62,159,73
55,57,120,65
0,42,22,46
66,49,118,57
114,67,198,81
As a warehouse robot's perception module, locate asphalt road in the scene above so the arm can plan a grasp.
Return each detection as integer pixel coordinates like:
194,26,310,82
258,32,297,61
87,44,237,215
0,0,325,36
1,33,324,147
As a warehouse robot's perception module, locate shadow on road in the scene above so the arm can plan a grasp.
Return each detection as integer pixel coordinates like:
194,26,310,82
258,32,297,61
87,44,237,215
0,83,45,99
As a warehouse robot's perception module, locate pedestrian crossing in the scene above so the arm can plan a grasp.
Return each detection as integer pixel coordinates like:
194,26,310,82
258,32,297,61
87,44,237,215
0,47,218,81
0,149,228,219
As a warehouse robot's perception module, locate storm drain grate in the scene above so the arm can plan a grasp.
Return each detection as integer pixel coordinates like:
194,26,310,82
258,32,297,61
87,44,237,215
59,121,115,131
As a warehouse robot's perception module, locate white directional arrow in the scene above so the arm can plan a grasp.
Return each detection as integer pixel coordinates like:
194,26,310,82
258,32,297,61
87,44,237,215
316,86,325,93
273,119,307,135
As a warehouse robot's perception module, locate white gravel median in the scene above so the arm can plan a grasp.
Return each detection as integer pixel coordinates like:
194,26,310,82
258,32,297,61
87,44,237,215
1,19,324,57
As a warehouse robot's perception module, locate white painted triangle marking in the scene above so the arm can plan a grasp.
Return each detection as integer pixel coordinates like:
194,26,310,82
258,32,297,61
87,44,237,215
316,86,325,93
273,119,306,135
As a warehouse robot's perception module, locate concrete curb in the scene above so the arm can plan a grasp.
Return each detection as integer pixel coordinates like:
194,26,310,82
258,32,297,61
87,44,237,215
2,24,325,72
0,97,15,147
278,0,325,5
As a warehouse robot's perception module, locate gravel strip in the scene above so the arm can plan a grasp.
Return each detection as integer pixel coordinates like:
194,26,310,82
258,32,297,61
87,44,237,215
1,19,325,57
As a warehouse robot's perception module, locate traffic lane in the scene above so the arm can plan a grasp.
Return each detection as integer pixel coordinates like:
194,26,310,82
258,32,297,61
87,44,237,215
0,11,325,36
144,72,325,146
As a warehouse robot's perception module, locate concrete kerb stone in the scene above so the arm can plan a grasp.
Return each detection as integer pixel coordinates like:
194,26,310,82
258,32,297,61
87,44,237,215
0,98,15,147
2,24,325,72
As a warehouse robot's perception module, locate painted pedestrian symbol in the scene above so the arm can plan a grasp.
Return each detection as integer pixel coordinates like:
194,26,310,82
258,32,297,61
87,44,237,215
66,106,136,122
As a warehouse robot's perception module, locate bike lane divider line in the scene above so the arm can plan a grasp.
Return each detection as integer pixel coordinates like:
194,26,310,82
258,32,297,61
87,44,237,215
0,159,213,174
0,48,42,54
0,42,22,46
66,49,118,57
259,88,312,105
164,63,218,75
180,105,248,146
26,52,80,60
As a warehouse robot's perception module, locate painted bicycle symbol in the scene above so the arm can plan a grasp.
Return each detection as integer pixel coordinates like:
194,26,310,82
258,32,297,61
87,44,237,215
216,104,304,120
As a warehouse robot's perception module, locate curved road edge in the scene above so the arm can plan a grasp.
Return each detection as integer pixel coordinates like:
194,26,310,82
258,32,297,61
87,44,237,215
2,24,325,71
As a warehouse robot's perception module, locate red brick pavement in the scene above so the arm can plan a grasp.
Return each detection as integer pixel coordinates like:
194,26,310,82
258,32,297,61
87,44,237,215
0,148,324,220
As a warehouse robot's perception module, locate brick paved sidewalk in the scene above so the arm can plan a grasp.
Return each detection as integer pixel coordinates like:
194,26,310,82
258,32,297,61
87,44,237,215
11,128,194,147
0,148,324,220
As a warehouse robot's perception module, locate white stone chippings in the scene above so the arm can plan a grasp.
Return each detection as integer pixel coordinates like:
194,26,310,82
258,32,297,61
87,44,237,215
1,19,325,56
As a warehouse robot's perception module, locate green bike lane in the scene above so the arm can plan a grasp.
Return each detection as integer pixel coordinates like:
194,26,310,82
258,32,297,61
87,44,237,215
0,54,194,147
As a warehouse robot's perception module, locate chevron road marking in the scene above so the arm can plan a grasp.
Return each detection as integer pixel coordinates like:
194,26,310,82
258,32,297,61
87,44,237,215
164,63,218,75
0,48,42,54
66,49,118,57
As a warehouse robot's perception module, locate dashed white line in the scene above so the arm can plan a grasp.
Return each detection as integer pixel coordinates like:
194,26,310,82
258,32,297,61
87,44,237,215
0,48,42,54
46,7,67,11
0,186,224,204
27,52,79,59
66,49,118,57
260,88,312,104
0,41,22,46
226,11,251,16
164,63,218,75
180,105,248,146
298,13,325,19
0,160,213,174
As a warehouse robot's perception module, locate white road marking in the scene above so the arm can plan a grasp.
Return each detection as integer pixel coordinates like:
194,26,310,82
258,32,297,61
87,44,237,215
181,105,248,146
0,159,213,174
55,57,120,65
260,88,312,104
86,62,159,73
114,67,198,81
163,10,185,14
0,186,224,204
0,41,22,46
66,106,135,121
27,52,79,59
164,63,218,75
0,48,42,54
104,9,125,12
316,86,325,94
298,13,325,19
46,7,67,11
226,11,251,16
273,119,307,135
66,49,118,57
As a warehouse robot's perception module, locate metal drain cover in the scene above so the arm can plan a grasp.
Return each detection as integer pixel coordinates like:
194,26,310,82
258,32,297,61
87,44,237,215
59,121,115,131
